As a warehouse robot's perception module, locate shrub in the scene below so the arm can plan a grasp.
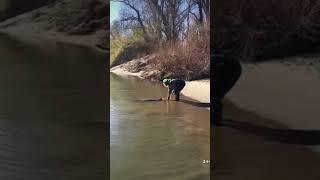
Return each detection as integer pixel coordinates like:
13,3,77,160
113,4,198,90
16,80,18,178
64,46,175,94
151,24,210,80
213,0,320,61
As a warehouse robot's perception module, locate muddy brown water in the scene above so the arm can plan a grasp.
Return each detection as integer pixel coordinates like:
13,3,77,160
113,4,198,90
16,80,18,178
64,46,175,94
110,74,210,180
0,34,107,180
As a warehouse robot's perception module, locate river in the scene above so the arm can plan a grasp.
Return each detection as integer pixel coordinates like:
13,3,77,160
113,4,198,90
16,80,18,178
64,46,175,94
110,73,210,180
0,34,107,180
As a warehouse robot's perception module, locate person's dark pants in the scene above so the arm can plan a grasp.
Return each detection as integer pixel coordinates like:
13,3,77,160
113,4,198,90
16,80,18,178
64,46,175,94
213,60,242,126
174,80,186,101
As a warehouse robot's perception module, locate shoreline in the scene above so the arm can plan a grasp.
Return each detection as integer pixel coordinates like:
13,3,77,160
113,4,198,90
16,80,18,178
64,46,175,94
110,65,210,104
213,58,320,179
213,98,320,180
227,58,320,130
0,28,108,55
0,0,108,55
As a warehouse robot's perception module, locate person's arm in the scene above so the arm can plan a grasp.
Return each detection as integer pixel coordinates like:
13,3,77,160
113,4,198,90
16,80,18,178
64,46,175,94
167,87,173,100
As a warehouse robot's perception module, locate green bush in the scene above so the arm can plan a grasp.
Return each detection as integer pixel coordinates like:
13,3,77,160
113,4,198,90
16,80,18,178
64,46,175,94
110,30,151,67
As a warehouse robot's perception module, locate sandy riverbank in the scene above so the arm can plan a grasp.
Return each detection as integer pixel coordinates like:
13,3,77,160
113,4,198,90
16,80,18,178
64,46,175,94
213,55,320,180
110,58,210,104
0,28,108,54
0,0,108,54
227,56,320,130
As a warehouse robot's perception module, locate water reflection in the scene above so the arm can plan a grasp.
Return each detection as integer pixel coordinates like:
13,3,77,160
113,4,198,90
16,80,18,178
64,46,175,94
0,34,107,180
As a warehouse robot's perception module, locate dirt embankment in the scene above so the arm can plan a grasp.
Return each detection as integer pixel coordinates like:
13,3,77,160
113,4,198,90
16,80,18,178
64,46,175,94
111,55,161,80
0,0,108,54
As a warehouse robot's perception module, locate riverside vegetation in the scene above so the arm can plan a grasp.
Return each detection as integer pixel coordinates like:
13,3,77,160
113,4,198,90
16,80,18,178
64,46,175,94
213,0,320,61
110,0,210,81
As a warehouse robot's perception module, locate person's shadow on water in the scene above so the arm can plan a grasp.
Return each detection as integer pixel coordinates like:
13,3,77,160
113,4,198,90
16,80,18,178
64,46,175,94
135,98,210,108
220,119,320,145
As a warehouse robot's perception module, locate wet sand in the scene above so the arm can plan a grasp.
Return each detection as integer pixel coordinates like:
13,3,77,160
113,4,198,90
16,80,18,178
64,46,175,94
181,79,210,104
213,57,320,179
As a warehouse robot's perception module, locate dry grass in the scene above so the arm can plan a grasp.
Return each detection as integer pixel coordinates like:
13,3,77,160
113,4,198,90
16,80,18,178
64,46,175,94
214,0,320,61
230,0,320,31
150,24,210,80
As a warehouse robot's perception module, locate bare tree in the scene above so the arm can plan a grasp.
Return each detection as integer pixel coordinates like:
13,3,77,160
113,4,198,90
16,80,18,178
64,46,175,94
110,20,123,39
147,0,189,41
143,3,164,41
113,0,205,42
189,0,210,24
200,0,210,22
112,0,148,39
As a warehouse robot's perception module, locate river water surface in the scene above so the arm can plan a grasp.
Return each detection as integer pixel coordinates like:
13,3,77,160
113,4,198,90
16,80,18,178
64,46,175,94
110,74,210,180
0,34,107,179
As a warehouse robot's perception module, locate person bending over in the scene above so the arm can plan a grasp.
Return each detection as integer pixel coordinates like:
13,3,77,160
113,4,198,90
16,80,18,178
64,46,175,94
162,79,186,101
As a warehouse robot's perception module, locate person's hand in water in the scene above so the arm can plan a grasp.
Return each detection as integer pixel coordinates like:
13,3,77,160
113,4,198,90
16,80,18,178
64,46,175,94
160,97,167,101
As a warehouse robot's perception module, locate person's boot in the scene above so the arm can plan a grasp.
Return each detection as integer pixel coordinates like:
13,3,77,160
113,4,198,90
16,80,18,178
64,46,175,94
175,93,180,101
